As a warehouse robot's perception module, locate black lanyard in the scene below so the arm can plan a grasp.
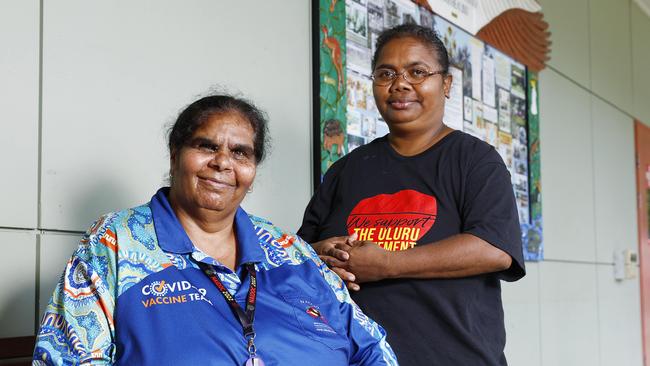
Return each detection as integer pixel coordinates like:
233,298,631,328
199,262,259,358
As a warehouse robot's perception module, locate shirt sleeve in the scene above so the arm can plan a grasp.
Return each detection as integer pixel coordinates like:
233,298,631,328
461,151,526,281
297,156,346,242
292,236,399,366
33,215,118,365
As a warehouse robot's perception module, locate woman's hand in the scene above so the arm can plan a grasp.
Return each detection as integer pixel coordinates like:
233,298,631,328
312,235,392,290
312,234,362,291
343,240,392,283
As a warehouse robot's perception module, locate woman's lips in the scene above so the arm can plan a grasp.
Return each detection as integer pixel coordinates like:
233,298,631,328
199,177,234,190
388,100,417,110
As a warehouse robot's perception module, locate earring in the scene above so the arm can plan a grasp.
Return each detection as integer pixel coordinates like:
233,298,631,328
247,186,254,194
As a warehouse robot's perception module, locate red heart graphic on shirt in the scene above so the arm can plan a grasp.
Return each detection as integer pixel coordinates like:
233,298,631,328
346,189,437,251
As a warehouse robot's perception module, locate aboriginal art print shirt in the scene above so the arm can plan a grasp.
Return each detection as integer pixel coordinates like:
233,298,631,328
33,188,398,366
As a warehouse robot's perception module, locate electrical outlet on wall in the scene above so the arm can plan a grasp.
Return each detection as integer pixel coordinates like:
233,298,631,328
614,249,638,281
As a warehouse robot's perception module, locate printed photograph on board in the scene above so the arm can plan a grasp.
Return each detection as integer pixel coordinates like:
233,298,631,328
367,0,384,51
511,95,527,128
482,54,496,107
347,70,374,111
497,88,511,133
346,41,372,75
346,0,369,46
347,133,365,152
511,62,526,99
444,66,464,131
347,109,362,135
434,16,473,97
494,51,511,91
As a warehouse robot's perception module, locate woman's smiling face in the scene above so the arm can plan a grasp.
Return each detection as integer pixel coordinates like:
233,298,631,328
170,110,257,216
372,36,452,134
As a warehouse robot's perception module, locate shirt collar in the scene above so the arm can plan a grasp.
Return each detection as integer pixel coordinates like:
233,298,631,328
150,187,265,265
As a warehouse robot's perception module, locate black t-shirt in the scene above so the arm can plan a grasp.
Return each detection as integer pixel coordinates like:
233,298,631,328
298,131,525,366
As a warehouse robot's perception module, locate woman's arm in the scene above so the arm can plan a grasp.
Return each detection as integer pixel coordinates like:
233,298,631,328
321,233,512,283
33,216,117,365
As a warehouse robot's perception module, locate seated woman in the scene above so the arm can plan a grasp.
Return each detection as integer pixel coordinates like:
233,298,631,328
33,94,397,366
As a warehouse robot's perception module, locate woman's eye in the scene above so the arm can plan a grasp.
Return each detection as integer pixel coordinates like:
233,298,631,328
374,69,394,79
232,149,251,159
410,68,428,77
197,143,217,152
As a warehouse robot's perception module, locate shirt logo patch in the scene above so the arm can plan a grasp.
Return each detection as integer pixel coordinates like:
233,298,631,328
347,189,437,251
301,302,336,334
140,279,211,308
306,306,321,318
146,280,169,296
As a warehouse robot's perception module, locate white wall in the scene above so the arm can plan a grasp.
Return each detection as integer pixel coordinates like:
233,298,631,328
0,0,312,337
502,0,649,365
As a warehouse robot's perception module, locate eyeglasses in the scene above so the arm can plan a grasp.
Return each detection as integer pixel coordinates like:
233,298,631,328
370,66,446,86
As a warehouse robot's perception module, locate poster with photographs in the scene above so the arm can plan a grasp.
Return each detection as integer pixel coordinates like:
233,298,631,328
346,40,372,76
385,0,419,28
419,5,435,28
511,94,526,129
511,62,526,98
434,16,474,98
469,38,484,100
444,66,464,131
497,88,511,133
347,133,365,152
481,55,496,108
483,105,497,124
346,0,369,46
316,0,543,261
431,6,541,260
347,67,379,151
463,96,473,122
494,51,511,91
347,70,374,111
347,109,362,135
367,0,384,53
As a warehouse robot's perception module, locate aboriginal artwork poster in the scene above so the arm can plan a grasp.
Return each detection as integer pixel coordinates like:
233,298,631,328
524,71,543,260
318,0,347,175
315,0,544,260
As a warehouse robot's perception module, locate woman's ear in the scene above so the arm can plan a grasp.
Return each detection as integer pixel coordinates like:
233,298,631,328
443,73,453,99
169,149,178,182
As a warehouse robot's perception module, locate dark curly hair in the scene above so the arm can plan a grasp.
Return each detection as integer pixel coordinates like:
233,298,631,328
371,23,449,74
168,94,270,164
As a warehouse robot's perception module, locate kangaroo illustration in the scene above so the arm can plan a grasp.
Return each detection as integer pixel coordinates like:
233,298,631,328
329,0,338,12
322,25,343,95
323,119,345,155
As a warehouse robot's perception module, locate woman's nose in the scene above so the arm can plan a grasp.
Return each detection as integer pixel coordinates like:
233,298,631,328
389,74,413,91
208,150,233,170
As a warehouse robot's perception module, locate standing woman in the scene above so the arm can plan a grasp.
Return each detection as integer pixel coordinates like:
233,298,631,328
299,24,525,365
33,94,397,365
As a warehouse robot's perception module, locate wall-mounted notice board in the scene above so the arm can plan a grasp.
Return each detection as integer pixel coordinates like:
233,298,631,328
313,0,543,261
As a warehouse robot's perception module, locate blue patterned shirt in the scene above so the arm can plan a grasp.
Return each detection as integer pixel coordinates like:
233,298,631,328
33,188,398,365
